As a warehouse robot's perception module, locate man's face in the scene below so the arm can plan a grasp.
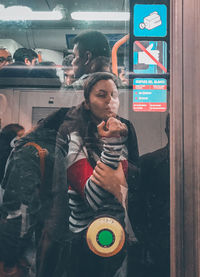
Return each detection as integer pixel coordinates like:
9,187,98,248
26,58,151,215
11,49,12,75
0,49,12,68
64,69,75,86
72,43,86,79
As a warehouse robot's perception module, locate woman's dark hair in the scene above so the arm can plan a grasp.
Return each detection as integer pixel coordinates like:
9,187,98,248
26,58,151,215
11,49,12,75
83,72,119,102
66,73,120,167
2,123,24,134
65,104,101,168
1,123,24,142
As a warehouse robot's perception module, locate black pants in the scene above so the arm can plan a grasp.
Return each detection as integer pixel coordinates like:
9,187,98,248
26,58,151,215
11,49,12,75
67,233,126,277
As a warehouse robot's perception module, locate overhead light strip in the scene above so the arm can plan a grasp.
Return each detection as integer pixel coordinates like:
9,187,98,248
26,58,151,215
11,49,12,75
0,5,63,21
71,12,130,21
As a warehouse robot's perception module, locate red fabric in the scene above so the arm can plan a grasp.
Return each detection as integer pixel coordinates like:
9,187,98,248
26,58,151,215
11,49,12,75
67,158,93,197
67,158,128,197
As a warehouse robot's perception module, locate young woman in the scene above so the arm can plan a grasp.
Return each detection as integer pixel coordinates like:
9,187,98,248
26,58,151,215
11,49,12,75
63,72,140,277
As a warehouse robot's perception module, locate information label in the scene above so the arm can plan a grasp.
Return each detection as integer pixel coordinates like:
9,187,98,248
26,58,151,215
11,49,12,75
133,78,167,112
133,41,167,74
133,4,167,37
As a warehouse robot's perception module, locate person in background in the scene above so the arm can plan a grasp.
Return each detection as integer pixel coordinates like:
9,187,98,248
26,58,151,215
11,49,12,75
13,48,38,66
71,30,111,88
139,114,170,277
0,123,25,183
31,61,59,78
0,109,71,277
0,48,13,69
118,67,129,86
62,54,75,86
90,56,111,73
0,48,38,77
30,61,61,87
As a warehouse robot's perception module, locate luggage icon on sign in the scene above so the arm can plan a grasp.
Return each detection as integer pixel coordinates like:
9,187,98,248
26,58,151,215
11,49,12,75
139,12,162,30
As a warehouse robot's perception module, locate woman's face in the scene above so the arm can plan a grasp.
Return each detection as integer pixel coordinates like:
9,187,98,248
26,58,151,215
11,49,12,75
86,79,120,122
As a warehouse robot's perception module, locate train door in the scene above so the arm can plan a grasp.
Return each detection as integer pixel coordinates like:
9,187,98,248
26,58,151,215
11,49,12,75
0,0,199,276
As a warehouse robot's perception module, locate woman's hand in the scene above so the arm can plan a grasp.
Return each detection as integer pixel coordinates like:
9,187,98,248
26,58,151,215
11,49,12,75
91,160,128,205
97,117,128,138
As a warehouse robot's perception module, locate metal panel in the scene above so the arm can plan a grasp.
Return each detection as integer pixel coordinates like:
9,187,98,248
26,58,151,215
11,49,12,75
32,107,60,126
171,0,200,276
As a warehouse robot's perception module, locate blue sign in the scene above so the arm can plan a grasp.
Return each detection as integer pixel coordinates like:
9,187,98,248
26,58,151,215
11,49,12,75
133,41,167,74
133,78,167,112
134,4,167,37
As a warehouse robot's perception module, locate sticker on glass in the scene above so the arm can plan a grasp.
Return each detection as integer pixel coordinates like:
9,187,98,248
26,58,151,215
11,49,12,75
133,41,167,74
134,4,167,37
133,78,167,112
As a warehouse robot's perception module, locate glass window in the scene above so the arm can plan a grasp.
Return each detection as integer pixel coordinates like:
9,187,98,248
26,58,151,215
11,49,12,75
0,1,170,276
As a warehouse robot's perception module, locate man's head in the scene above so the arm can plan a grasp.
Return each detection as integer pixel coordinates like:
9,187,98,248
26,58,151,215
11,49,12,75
0,48,12,68
72,31,111,78
13,48,38,66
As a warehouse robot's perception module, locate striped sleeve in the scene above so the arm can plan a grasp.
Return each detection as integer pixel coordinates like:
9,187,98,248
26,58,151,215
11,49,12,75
67,132,127,211
84,136,127,210
85,178,112,210
100,136,127,169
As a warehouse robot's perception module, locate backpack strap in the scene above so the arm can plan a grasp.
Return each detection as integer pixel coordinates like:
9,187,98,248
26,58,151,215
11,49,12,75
24,142,48,181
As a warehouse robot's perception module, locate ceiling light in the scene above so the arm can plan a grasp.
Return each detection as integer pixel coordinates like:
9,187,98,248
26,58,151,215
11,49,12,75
71,12,130,21
0,5,63,21
25,11,63,21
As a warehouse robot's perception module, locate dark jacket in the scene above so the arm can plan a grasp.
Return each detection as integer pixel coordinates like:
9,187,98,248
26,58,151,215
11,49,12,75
0,108,71,277
139,145,170,277
0,62,32,78
0,131,17,183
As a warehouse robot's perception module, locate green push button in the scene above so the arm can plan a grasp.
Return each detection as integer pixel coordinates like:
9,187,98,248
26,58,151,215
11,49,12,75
97,229,115,248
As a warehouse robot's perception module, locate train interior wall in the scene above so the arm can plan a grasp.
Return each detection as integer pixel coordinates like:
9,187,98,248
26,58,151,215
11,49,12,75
0,88,168,156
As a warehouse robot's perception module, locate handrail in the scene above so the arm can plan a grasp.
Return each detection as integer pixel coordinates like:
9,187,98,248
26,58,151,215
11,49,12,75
112,34,129,76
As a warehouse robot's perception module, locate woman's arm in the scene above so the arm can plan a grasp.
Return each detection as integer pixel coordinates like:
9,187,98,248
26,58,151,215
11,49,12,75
91,161,128,206
67,118,128,209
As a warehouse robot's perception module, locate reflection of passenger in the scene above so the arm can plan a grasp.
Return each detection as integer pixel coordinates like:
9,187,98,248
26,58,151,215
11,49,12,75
0,48,12,69
71,30,111,88
139,114,170,277
90,56,111,73
31,61,58,78
0,48,38,77
30,61,61,86
62,72,139,277
118,67,129,86
0,123,24,183
62,54,75,86
0,109,70,277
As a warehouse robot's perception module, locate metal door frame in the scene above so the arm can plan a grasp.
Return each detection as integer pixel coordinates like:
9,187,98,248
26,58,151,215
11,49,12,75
170,0,200,276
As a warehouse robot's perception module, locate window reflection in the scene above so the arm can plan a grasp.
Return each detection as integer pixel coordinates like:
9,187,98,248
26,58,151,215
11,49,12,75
0,1,170,276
